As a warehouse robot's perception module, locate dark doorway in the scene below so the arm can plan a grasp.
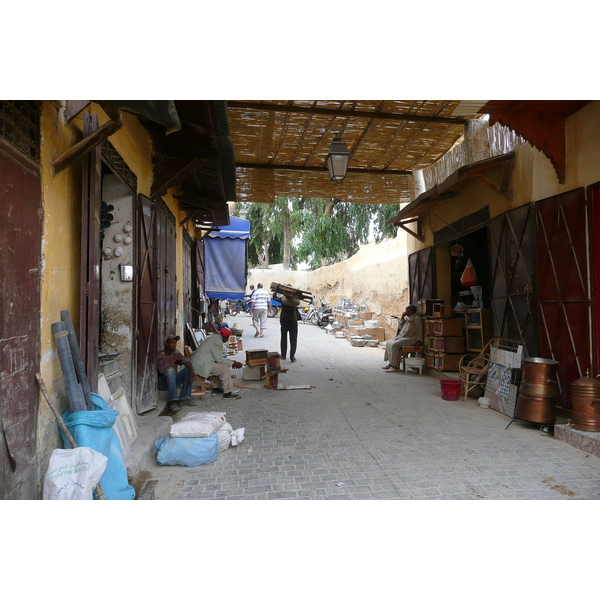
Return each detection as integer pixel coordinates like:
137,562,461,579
449,227,488,310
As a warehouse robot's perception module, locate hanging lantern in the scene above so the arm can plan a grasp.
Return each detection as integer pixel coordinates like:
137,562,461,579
326,137,351,184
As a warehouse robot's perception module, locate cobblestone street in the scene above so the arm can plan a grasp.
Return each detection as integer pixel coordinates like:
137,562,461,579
141,314,600,500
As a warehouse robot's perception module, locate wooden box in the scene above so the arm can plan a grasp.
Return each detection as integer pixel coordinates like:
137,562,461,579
242,365,266,380
418,298,444,316
429,318,463,337
245,348,269,366
427,336,464,354
357,327,385,342
432,303,452,318
433,353,463,372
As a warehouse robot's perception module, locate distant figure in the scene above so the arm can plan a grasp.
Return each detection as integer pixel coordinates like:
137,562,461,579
190,327,243,399
250,283,271,338
157,334,196,412
382,305,423,373
279,293,300,362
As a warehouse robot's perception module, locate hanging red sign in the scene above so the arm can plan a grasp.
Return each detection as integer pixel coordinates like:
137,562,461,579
451,244,464,257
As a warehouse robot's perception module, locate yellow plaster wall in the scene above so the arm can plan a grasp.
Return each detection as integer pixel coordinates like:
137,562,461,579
409,101,600,255
38,102,84,463
37,102,155,476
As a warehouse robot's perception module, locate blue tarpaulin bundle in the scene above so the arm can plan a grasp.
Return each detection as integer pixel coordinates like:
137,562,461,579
61,393,135,500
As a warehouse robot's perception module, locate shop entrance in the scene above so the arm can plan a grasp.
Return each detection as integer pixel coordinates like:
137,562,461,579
447,227,489,312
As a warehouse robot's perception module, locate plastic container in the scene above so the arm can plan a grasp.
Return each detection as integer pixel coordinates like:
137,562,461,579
478,396,490,408
440,379,461,401
365,320,380,329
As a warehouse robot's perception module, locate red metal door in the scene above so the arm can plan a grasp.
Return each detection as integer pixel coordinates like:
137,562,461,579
488,203,538,356
0,135,42,499
589,182,600,377
192,237,206,328
156,201,177,341
79,113,101,393
182,231,192,327
134,195,158,413
408,246,435,306
536,188,593,408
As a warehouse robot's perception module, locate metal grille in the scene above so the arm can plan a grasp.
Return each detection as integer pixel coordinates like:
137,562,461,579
101,140,137,192
0,100,40,161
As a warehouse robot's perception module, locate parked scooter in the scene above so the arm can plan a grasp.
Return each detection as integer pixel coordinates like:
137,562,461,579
316,299,334,328
299,302,318,325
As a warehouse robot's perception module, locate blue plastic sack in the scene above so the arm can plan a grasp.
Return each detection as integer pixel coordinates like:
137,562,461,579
155,433,219,466
61,393,135,500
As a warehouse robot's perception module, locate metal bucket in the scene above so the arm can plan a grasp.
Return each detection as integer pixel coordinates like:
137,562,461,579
571,374,600,432
514,391,556,424
521,357,559,385
515,357,559,424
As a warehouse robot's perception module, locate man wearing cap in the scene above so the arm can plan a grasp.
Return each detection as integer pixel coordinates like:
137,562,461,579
190,327,243,399
157,334,196,412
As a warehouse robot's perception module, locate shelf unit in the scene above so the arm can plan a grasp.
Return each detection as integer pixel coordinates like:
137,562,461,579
462,309,491,352
424,317,464,372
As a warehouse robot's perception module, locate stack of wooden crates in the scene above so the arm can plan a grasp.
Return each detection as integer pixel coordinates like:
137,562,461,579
424,317,464,372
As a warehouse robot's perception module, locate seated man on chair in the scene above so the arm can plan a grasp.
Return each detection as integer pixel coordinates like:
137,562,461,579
382,305,423,373
190,327,243,399
157,334,196,412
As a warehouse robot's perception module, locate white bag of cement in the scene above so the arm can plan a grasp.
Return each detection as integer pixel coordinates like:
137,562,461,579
231,427,245,446
216,422,233,452
170,411,227,438
43,447,108,500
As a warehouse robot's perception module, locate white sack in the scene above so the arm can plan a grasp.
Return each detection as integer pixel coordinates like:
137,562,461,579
170,411,227,438
43,447,108,500
216,422,233,452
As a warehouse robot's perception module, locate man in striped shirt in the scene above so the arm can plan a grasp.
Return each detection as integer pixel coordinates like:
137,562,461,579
250,282,271,338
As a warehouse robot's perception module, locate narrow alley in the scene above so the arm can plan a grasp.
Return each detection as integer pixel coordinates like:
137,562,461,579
140,314,600,500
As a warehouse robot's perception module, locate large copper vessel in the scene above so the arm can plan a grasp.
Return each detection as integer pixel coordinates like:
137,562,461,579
571,372,600,432
514,357,559,424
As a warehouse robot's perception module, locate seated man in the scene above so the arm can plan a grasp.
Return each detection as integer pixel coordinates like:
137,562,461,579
382,305,423,373
157,334,196,412
190,327,244,399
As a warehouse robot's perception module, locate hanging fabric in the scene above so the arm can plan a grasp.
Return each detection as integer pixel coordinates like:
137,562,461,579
460,258,478,287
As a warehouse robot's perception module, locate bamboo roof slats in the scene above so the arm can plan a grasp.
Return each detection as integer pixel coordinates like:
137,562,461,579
226,100,484,204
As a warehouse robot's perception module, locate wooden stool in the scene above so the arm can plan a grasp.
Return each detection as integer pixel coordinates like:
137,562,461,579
400,345,423,373
191,377,206,399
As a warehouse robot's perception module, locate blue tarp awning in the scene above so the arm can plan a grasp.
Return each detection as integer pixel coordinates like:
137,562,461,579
204,216,250,301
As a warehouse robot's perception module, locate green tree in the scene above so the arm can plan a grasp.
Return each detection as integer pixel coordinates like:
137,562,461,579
236,198,399,270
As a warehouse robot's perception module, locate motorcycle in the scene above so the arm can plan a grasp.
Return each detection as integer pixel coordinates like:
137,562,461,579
316,299,334,328
299,302,319,325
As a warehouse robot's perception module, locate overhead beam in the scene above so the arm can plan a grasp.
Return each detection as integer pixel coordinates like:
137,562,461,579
52,112,123,175
227,102,468,125
236,162,412,176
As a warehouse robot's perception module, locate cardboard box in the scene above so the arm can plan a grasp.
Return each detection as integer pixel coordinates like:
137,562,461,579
357,327,385,342
348,320,364,327
359,312,372,321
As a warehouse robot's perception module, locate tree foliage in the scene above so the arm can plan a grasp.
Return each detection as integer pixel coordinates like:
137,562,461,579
235,198,400,270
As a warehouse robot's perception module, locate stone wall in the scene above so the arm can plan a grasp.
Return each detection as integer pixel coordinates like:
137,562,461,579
248,232,410,340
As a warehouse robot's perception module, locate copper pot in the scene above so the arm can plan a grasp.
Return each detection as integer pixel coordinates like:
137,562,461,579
522,357,559,385
571,373,600,432
519,380,560,398
514,391,556,424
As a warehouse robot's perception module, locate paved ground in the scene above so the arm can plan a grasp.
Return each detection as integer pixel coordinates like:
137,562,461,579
140,314,600,500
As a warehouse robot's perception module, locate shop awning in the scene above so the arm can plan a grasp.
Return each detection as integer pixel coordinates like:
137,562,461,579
204,217,250,300
387,153,515,233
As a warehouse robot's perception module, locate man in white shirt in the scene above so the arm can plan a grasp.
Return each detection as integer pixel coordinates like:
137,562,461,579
382,305,423,373
250,282,271,338
190,327,243,399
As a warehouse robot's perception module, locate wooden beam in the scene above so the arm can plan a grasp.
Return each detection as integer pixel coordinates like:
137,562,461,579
236,162,412,176
150,156,202,200
397,221,424,242
472,173,512,200
52,114,123,175
227,102,468,125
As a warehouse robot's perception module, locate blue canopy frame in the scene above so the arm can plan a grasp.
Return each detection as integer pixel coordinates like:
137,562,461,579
204,216,250,301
